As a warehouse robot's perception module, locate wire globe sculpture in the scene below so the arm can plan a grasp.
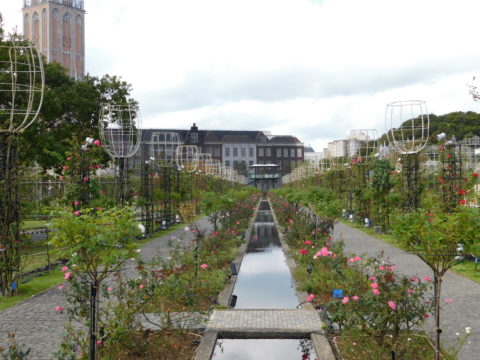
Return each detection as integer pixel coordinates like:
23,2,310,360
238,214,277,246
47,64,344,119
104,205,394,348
0,38,44,296
0,39,44,132
210,159,221,177
150,131,180,163
385,100,429,155
99,104,141,204
99,104,141,159
385,100,429,210
196,153,213,174
175,145,198,173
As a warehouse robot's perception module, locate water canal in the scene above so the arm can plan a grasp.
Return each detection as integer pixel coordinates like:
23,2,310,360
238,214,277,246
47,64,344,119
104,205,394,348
211,199,318,360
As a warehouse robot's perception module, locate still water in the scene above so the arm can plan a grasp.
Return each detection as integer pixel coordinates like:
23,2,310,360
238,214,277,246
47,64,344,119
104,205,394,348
212,339,317,360
232,201,298,309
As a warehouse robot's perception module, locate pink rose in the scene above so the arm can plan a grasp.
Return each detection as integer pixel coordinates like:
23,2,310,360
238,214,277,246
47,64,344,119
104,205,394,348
200,264,208,269
342,296,349,304
372,289,380,295
352,295,359,301
74,211,81,216
55,306,64,311
306,294,315,302
388,301,396,310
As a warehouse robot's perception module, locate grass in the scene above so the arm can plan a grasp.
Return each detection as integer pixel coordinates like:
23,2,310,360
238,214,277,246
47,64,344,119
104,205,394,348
341,220,480,284
21,220,48,230
0,271,64,312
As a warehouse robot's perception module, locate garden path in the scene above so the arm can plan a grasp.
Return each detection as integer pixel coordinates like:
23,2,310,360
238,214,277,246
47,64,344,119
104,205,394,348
0,217,212,360
333,222,479,360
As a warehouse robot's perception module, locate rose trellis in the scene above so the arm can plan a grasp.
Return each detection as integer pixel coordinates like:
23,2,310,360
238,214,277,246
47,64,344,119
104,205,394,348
0,38,44,296
385,100,429,210
99,103,141,205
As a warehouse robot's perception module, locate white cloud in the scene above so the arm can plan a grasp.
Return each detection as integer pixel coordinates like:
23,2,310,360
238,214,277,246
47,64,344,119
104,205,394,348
2,0,480,153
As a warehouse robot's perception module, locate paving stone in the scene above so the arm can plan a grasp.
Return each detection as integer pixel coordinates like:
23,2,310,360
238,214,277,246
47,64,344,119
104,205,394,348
207,309,323,335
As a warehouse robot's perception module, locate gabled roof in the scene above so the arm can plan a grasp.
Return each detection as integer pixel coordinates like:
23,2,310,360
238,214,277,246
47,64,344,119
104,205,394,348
270,135,302,145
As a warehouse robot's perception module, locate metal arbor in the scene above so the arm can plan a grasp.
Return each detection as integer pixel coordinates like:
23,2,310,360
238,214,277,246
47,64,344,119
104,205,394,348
99,104,141,204
0,39,44,296
385,100,429,210
149,132,181,230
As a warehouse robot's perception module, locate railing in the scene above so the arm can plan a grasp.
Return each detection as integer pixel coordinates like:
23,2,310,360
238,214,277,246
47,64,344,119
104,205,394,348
24,0,84,10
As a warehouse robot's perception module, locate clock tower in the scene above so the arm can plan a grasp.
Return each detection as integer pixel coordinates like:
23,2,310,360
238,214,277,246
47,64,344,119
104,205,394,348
22,0,85,79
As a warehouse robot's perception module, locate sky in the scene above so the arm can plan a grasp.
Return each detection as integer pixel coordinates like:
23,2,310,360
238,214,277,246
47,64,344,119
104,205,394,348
3,0,480,151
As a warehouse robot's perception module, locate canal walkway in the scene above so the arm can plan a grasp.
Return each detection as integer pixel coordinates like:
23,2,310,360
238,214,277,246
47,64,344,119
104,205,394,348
333,222,480,360
207,309,323,337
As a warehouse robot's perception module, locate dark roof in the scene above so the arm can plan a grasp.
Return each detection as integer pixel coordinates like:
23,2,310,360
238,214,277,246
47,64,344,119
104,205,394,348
270,135,302,144
221,135,255,143
140,127,303,146
304,146,315,152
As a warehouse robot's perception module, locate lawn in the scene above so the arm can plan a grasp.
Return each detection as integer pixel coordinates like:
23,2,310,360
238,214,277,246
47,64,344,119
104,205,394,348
0,271,64,312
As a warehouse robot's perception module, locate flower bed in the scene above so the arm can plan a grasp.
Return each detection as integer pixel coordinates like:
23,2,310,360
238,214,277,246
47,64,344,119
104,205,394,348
269,192,442,359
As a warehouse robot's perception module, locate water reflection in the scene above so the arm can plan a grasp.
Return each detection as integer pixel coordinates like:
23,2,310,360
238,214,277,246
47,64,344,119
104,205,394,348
233,202,298,309
212,339,317,360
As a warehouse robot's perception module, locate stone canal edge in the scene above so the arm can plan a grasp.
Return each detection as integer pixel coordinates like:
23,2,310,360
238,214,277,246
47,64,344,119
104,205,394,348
194,198,335,360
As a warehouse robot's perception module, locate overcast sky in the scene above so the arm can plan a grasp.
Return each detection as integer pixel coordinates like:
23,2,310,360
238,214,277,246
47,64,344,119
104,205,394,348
3,0,480,151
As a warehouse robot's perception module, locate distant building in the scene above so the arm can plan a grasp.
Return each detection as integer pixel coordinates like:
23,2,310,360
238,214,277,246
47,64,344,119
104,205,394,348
327,139,348,158
22,0,85,79
135,124,304,176
257,135,304,175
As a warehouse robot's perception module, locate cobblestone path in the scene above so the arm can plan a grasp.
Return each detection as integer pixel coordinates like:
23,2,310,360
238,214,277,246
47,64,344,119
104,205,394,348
0,217,212,359
333,222,480,360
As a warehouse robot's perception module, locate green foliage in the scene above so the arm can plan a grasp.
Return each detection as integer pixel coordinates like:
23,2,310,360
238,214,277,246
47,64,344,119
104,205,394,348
391,208,480,276
50,206,139,284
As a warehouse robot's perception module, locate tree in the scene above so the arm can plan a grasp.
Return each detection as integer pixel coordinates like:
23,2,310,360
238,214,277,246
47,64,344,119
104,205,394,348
20,69,137,171
51,206,139,360
391,207,480,360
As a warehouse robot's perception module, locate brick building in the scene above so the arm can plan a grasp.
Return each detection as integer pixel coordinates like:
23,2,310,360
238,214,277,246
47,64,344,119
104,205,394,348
23,0,85,79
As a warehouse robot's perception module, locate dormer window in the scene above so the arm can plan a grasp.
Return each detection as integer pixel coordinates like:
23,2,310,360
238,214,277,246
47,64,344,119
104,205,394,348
191,133,198,144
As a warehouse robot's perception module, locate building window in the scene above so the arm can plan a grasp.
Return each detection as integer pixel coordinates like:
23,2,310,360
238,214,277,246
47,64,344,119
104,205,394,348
241,147,246,157
233,147,238,157
266,147,271,156
283,148,289,157
258,147,264,157
225,147,230,157
276,148,281,157
290,148,295,158
214,147,220,157
297,148,302,158
191,133,198,143
233,160,238,168
249,160,254,166
249,148,254,157
225,160,230,167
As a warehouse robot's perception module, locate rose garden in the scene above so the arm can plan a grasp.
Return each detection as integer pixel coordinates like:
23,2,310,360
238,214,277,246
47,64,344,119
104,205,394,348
1,31,480,360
